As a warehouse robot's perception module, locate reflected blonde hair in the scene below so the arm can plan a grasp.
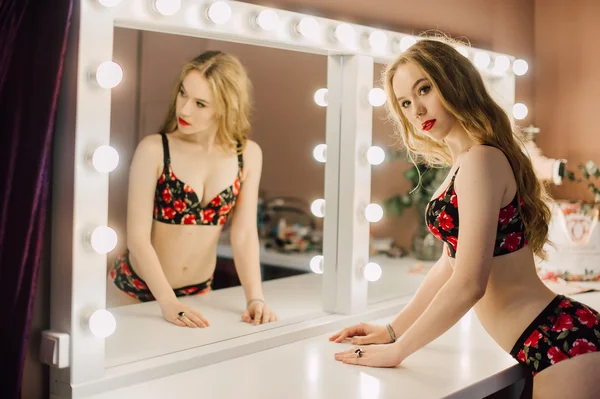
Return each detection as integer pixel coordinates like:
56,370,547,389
159,51,252,154
383,35,552,259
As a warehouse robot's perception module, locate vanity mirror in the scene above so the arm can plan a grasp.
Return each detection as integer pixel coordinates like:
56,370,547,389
49,0,525,396
103,26,332,367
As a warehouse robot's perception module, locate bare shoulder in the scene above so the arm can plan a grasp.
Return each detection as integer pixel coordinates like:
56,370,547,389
455,145,515,198
243,139,262,159
460,145,512,177
130,134,163,179
242,139,263,166
240,139,262,180
135,133,163,157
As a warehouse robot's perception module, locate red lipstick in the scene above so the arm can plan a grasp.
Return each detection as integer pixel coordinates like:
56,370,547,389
178,117,190,127
422,119,436,131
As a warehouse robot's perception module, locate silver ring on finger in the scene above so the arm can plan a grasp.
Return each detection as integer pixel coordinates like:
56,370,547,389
177,311,186,319
355,348,363,358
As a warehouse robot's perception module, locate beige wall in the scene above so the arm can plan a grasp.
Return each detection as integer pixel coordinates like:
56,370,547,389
533,0,600,202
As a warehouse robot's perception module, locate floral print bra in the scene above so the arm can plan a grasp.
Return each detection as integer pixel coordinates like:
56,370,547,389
153,132,242,226
425,167,528,258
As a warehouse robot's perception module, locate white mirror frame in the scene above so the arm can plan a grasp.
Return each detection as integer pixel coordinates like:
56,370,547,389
50,0,518,396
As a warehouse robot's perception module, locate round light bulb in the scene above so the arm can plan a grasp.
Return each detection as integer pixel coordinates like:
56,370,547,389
365,203,383,223
256,9,279,31
311,199,326,218
512,103,528,120
154,0,181,15
456,46,469,58
98,0,122,7
314,88,328,107
90,226,118,254
88,309,116,338
399,36,417,52
473,52,491,70
369,31,388,52
92,145,119,173
95,62,123,89
334,23,357,47
310,255,324,274
366,146,385,165
368,88,386,107
513,59,529,76
313,144,327,163
363,262,382,282
493,55,510,74
297,17,319,41
207,1,232,25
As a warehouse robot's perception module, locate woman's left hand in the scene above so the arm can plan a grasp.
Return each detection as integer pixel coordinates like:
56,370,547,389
334,343,404,368
242,299,278,325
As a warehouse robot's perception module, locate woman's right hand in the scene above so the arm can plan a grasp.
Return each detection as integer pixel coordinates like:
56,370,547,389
328,322,392,345
159,300,210,328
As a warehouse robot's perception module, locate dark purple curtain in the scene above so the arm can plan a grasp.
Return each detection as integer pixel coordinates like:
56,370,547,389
0,1,73,398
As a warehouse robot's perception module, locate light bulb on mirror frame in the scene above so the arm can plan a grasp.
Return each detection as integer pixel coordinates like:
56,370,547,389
153,0,181,16
398,36,417,52
363,262,382,282
455,46,469,58
294,17,320,41
334,23,357,48
368,88,386,107
313,144,327,163
512,103,528,120
253,9,279,31
365,146,385,166
310,255,324,274
492,55,510,74
313,88,328,107
365,203,383,223
368,30,388,52
513,59,529,76
87,309,117,338
94,61,123,89
206,1,232,25
90,145,119,173
88,226,118,254
311,199,326,218
473,51,491,70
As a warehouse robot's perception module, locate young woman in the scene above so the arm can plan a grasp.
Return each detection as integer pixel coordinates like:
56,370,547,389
107,51,278,328
330,38,600,398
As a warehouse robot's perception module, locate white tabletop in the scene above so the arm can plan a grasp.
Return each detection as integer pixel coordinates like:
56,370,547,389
91,292,600,399
105,256,428,367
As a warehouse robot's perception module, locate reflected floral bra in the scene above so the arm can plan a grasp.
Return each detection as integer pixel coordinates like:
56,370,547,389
425,167,528,258
153,132,242,226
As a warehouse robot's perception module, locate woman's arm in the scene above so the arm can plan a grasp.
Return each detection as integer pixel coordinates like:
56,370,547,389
392,146,509,361
125,135,178,305
229,140,264,302
389,246,453,338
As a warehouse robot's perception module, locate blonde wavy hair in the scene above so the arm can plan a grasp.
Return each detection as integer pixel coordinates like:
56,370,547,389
159,50,252,154
383,35,552,259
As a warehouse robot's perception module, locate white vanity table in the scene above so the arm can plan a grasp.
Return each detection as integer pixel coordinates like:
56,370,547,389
96,277,600,399
105,256,430,367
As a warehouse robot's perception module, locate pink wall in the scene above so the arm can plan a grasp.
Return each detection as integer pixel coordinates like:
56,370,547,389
533,0,600,202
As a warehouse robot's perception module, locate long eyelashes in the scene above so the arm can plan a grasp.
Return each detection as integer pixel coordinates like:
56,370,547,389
400,85,431,108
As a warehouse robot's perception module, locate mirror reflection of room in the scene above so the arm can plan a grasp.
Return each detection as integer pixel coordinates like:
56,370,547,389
106,28,328,329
